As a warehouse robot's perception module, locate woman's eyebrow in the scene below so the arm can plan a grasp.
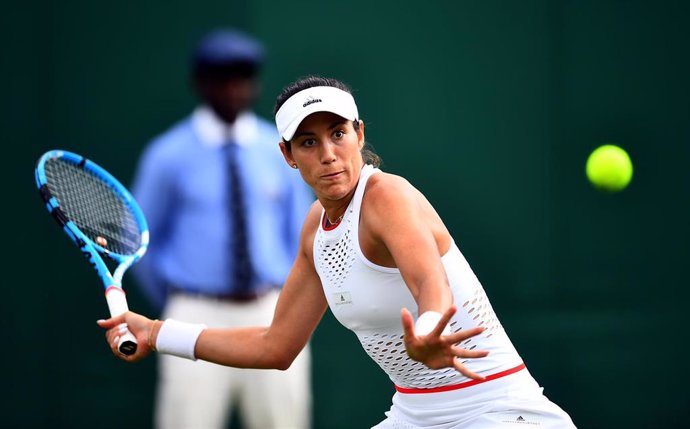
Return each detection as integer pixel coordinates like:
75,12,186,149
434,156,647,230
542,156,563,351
293,120,348,139
328,120,347,129
292,130,315,139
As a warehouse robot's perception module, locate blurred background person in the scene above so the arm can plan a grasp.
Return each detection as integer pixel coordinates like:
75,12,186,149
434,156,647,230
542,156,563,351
130,28,314,429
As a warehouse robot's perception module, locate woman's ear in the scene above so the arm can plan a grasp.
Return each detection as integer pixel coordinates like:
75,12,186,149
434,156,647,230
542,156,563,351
357,120,365,149
279,142,297,168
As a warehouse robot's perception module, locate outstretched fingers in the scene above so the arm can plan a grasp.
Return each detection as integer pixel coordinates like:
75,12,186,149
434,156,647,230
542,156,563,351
453,358,486,380
452,344,489,359
429,305,457,337
450,342,489,380
444,326,486,344
401,308,416,339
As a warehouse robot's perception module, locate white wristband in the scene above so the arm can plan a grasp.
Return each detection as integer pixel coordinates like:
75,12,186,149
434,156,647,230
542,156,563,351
415,311,451,336
155,319,207,360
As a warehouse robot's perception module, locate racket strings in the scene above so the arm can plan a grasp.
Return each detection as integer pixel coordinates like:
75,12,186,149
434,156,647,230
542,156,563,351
45,158,141,255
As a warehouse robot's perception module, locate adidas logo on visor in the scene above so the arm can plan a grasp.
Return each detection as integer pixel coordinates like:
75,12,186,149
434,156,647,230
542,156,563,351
303,96,322,107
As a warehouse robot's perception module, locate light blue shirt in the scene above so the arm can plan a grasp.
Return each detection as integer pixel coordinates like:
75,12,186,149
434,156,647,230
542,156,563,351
130,106,314,311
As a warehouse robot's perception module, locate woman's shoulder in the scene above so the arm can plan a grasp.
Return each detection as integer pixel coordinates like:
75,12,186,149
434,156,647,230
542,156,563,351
360,172,426,227
365,171,418,201
305,200,323,224
295,200,324,261
300,200,324,236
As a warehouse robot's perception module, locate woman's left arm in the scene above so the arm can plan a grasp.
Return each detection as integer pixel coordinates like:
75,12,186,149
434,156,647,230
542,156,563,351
361,174,452,311
361,174,488,378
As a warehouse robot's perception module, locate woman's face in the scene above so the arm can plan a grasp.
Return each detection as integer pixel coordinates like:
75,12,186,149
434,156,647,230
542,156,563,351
280,111,365,203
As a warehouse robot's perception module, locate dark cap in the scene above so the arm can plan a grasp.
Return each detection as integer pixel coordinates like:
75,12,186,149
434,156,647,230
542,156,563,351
192,28,264,76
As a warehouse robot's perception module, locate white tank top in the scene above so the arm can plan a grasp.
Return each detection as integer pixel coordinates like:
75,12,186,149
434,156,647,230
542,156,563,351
313,165,524,389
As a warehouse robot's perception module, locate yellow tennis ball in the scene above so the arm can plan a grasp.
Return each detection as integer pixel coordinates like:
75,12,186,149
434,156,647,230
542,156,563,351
586,144,633,192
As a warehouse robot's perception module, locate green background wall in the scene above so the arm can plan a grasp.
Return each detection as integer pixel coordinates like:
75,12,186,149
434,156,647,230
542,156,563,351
4,1,688,428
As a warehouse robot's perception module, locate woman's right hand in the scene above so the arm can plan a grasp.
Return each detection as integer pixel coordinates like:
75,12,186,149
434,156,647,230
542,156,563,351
97,312,158,362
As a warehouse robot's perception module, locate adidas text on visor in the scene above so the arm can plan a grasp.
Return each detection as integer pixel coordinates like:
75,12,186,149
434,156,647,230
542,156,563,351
275,86,359,141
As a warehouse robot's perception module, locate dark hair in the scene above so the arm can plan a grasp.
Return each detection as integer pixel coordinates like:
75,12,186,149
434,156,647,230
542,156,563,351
274,75,381,167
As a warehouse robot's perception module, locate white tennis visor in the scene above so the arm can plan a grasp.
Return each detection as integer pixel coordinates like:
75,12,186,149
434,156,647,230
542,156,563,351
275,86,359,141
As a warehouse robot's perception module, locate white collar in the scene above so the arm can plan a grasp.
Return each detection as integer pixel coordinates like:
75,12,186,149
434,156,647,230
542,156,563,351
192,106,258,148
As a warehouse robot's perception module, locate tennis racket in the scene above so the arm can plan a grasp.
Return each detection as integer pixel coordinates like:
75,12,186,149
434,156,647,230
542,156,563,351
35,149,149,355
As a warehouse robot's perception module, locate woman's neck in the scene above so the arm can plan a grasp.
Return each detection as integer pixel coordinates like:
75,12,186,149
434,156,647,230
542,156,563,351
322,200,350,226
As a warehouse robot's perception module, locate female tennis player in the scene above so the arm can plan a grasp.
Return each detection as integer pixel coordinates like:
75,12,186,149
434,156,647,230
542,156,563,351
99,75,576,428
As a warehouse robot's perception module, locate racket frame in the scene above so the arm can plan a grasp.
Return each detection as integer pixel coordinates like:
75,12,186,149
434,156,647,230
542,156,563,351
36,149,149,355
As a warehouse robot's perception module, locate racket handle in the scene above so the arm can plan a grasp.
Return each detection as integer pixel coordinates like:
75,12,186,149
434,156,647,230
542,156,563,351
105,286,138,355
117,330,138,356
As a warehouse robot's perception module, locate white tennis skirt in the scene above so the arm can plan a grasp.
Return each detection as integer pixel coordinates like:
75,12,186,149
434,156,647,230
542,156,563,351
372,367,576,429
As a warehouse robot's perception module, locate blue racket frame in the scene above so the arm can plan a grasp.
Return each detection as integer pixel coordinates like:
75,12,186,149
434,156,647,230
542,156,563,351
35,149,149,291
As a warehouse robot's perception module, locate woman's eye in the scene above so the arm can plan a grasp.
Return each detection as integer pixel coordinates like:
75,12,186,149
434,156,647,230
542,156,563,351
334,130,344,139
301,139,316,147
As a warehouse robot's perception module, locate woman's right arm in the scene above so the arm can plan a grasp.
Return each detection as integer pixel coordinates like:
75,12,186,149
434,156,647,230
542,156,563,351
195,241,328,369
99,203,328,369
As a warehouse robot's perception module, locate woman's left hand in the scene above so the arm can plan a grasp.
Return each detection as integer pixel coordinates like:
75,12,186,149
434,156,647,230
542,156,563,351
401,305,489,380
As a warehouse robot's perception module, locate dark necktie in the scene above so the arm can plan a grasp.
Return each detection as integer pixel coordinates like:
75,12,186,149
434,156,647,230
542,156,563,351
225,140,253,296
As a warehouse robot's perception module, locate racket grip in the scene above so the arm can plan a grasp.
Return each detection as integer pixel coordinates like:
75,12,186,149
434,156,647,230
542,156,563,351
117,330,138,356
105,286,138,355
